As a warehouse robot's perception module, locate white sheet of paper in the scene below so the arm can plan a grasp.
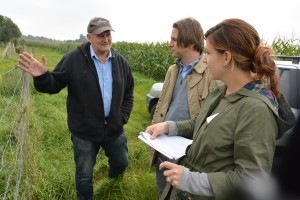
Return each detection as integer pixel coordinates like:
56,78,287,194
138,132,192,160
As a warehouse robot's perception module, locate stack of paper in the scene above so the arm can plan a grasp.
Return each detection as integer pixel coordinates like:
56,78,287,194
138,132,193,160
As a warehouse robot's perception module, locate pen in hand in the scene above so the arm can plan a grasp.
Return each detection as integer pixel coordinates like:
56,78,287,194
158,157,164,164
158,157,166,170
158,157,170,171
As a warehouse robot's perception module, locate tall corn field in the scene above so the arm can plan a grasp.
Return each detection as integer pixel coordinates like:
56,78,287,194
20,37,300,82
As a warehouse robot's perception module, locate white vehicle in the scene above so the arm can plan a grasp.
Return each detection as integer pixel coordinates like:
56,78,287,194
146,82,163,119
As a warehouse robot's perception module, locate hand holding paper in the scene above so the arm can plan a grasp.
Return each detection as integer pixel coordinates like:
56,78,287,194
145,121,169,139
138,132,192,160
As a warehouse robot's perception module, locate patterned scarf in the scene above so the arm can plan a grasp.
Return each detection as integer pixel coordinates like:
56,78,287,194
244,80,286,120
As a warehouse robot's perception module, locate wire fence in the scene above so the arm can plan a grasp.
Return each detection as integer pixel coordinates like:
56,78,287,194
0,52,31,199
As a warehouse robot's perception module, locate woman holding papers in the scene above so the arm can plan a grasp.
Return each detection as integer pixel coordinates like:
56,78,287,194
145,18,295,200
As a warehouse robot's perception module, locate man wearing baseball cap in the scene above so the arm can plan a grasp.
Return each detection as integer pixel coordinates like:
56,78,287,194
87,17,115,34
18,17,134,200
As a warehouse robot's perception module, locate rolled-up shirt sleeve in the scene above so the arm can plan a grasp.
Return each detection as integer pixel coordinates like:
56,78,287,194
167,121,214,197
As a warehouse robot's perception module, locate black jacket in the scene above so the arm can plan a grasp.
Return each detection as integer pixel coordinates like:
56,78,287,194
33,42,134,142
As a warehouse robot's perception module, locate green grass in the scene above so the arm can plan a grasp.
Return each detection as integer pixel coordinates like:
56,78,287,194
23,71,157,199
1,48,158,199
19,73,157,199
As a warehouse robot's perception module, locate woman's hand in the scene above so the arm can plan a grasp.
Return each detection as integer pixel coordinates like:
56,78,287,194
159,161,183,187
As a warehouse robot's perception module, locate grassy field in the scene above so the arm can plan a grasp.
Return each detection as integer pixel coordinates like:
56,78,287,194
24,73,157,200
1,46,158,199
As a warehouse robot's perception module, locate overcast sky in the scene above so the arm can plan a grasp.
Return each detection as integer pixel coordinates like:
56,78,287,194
1,0,300,44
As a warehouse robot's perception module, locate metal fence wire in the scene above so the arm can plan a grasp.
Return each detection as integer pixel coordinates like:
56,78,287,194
0,62,30,200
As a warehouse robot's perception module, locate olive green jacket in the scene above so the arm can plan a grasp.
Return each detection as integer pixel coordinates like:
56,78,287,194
150,57,213,166
161,82,295,200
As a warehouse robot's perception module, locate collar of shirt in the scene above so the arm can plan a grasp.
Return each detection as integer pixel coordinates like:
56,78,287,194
178,55,202,79
90,45,112,62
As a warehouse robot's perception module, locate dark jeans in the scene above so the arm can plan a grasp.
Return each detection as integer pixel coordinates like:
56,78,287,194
71,132,128,200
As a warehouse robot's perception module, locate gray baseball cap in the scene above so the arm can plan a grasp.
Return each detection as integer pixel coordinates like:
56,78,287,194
87,17,114,34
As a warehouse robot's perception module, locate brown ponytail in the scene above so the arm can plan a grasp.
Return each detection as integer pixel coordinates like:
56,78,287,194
253,46,281,98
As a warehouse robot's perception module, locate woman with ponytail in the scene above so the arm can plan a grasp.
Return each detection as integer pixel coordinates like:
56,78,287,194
145,18,295,200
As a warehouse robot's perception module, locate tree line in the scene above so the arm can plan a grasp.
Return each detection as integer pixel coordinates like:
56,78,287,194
0,15,21,43
0,15,86,44
22,34,87,43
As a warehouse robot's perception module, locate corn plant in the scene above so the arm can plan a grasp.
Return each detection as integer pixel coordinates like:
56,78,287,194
272,36,300,56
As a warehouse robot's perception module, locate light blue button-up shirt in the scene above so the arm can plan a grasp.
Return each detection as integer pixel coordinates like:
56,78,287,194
90,45,113,117
179,55,202,78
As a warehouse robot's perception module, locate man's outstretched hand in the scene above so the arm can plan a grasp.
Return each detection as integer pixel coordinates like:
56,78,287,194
18,52,48,77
